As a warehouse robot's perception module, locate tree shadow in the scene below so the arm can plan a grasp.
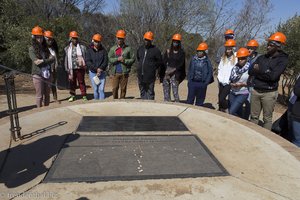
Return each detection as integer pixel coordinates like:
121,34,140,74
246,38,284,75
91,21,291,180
0,133,80,188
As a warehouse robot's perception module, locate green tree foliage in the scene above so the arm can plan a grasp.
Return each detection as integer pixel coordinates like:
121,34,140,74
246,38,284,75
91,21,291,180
275,15,300,102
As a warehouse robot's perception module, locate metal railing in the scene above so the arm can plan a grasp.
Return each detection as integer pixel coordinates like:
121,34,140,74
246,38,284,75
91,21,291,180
3,71,22,141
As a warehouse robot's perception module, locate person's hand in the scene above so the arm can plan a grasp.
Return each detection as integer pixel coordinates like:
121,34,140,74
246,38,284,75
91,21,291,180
96,68,102,76
68,73,73,81
34,59,43,65
253,64,259,71
117,56,124,62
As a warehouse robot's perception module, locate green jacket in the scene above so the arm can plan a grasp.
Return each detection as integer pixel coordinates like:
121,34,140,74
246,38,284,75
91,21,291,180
108,44,135,75
29,46,55,76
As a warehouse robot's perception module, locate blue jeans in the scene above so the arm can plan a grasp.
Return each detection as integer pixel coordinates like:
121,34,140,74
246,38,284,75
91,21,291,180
187,81,207,106
89,71,106,100
292,118,300,147
229,92,249,118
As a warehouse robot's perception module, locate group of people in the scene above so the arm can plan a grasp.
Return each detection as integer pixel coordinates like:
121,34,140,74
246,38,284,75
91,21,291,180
29,26,300,147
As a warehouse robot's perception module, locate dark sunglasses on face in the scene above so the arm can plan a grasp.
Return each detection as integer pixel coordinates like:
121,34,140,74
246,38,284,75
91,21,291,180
238,57,247,60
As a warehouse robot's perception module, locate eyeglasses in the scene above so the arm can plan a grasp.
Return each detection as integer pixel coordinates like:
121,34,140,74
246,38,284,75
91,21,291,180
238,57,247,60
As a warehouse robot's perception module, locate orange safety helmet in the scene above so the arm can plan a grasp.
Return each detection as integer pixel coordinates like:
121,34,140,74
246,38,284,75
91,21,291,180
237,47,250,58
116,30,126,39
44,30,53,38
247,39,259,47
197,42,208,51
224,39,236,47
144,31,154,41
224,29,234,35
31,26,43,36
172,33,182,41
92,33,102,42
69,31,79,38
268,32,286,45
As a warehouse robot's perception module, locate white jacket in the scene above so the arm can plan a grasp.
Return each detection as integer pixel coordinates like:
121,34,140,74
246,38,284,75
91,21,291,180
217,54,237,85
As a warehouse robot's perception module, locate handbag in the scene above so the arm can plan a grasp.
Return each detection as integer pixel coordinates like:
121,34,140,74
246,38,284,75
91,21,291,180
93,75,100,85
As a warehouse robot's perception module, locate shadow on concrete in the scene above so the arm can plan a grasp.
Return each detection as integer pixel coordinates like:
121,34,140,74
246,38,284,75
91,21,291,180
0,105,36,119
202,103,216,110
0,133,80,188
76,197,90,200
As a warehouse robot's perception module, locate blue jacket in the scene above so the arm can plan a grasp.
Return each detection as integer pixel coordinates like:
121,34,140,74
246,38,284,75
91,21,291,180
188,56,213,85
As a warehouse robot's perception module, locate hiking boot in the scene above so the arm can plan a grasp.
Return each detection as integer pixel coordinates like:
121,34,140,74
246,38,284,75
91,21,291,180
68,95,75,102
82,96,88,101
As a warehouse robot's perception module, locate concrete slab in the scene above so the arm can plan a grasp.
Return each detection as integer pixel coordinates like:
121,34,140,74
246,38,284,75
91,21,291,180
0,101,299,200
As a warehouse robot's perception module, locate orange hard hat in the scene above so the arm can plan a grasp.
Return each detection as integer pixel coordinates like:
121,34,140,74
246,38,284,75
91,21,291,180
237,47,250,58
44,30,53,38
31,26,43,36
197,42,208,51
247,39,259,47
116,30,126,38
92,33,102,42
224,39,236,47
69,31,79,38
144,31,154,41
172,33,182,41
268,32,286,44
224,29,234,35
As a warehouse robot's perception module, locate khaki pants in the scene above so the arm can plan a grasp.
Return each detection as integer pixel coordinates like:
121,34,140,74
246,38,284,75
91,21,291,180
250,89,278,130
112,73,129,99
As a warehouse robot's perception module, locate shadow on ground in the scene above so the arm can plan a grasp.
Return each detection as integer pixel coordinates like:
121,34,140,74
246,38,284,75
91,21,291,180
0,105,36,119
0,133,79,188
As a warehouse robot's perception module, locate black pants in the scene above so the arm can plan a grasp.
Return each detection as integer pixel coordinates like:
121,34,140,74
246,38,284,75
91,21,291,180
138,80,155,100
218,83,231,111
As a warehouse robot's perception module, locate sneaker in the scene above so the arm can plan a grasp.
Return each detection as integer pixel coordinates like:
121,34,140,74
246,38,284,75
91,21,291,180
82,96,88,101
68,95,75,102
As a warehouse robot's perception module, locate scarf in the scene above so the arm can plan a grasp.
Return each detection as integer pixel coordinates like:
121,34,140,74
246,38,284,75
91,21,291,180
230,62,250,83
67,43,84,75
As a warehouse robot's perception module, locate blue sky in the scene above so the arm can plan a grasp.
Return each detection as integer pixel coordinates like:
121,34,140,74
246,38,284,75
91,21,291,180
103,0,300,30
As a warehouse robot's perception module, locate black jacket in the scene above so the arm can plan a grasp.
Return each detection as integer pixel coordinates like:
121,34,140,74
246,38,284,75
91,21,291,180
292,76,300,122
137,45,163,83
162,48,186,83
248,51,288,92
86,45,108,73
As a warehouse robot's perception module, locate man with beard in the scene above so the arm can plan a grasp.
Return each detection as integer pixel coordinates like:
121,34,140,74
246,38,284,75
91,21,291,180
249,32,288,130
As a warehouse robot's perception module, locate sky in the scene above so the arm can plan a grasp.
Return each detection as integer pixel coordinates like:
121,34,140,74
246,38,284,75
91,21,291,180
103,0,300,30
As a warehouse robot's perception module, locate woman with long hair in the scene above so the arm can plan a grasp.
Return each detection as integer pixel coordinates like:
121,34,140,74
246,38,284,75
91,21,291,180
29,26,55,108
162,33,186,102
44,30,59,102
217,39,237,112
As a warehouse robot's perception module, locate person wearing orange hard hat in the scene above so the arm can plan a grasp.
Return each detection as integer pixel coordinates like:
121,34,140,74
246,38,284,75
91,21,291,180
217,39,237,112
228,47,251,118
136,31,163,100
29,26,55,108
215,29,235,64
44,30,60,103
63,31,87,102
186,42,213,106
249,32,288,130
162,33,186,102
108,30,135,99
86,33,108,100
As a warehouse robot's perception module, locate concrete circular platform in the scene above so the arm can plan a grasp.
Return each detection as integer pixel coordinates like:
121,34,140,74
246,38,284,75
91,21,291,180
0,101,299,200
